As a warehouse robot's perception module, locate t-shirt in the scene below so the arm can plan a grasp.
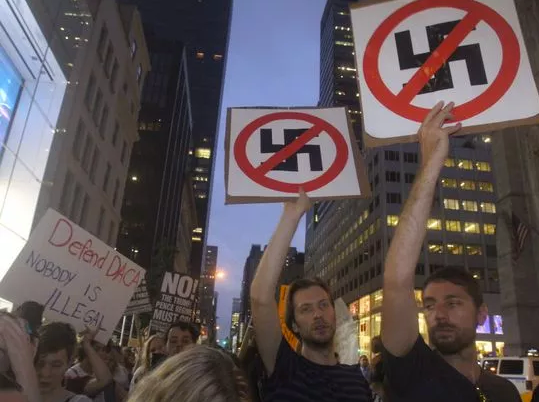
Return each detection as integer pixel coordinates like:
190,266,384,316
263,338,373,402
64,364,105,402
383,336,521,402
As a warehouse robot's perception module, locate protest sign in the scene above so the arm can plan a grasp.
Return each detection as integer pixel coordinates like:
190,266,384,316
151,272,198,333
0,209,145,343
124,279,153,315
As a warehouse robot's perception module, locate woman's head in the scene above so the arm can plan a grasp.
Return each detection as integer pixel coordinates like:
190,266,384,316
34,322,77,395
139,335,165,371
128,346,251,402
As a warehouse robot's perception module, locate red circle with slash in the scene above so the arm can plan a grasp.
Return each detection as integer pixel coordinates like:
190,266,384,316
363,0,520,122
234,112,349,193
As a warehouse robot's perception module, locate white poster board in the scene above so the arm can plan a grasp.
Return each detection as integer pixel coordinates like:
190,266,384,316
225,107,371,203
0,209,145,343
350,0,539,145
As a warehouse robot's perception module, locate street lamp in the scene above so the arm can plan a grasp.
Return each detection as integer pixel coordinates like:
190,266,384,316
216,270,226,280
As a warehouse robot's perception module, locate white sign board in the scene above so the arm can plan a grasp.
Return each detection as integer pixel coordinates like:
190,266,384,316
351,0,539,145
0,209,145,343
225,107,371,203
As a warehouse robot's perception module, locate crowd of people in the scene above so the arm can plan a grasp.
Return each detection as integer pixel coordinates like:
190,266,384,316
0,103,532,401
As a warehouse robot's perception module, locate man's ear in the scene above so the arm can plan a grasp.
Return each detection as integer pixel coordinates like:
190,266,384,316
477,303,488,326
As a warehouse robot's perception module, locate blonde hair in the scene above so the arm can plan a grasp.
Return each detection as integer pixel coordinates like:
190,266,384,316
136,334,164,372
128,346,251,402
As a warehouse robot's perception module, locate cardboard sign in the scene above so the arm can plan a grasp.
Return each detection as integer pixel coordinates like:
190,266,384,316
350,0,539,146
124,279,153,315
0,209,144,343
225,107,371,204
150,272,198,333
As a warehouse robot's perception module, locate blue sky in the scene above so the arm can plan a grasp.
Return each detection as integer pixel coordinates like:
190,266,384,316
207,0,327,341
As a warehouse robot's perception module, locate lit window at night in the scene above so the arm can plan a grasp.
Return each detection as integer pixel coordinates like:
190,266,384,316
446,244,463,255
193,227,203,234
476,162,492,172
466,245,483,256
464,222,480,234
460,180,476,190
213,54,223,61
335,90,346,96
462,201,478,212
445,220,461,232
427,219,442,230
196,51,205,59
441,178,457,188
458,160,473,170
444,158,456,167
195,148,211,159
478,182,494,192
192,236,202,242
484,224,496,235
443,199,460,210
428,243,443,254
335,41,354,47
480,202,496,214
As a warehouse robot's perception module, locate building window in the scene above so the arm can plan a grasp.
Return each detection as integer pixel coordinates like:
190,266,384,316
458,160,474,170
335,40,354,47
103,162,111,192
484,224,496,235
97,25,108,60
131,39,137,59
476,162,491,172
404,152,418,163
213,54,223,61
69,183,82,222
464,222,480,234
385,150,399,161
387,193,402,204
466,245,483,256
89,148,100,184
59,170,74,215
404,173,415,183
445,220,461,232
386,171,401,182
460,180,476,190
478,182,494,192
480,202,496,214
112,122,119,146
442,178,457,188
486,245,497,257
112,179,120,207
196,51,205,59
97,207,105,237
446,244,463,255
80,194,90,227
84,73,96,109
110,60,119,92
462,200,478,212
374,174,379,186
81,135,93,173
92,89,103,124
121,141,128,165
72,119,85,160
428,243,443,254
427,219,442,230
374,154,379,165
444,199,460,210
104,44,114,76
107,221,116,244
444,158,456,167
195,148,211,159
99,105,109,137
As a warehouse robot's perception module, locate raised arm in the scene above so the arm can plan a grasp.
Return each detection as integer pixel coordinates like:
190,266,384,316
382,102,461,357
250,191,311,376
80,329,113,396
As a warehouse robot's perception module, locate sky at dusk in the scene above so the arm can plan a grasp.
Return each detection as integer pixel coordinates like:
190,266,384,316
207,0,327,341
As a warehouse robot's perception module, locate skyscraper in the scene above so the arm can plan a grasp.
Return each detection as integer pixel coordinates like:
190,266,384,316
198,245,218,343
230,297,241,353
306,0,504,358
239,245,264,339
118,0,233,277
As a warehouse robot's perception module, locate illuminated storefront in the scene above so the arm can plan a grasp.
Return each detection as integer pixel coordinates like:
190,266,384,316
349,290,505,358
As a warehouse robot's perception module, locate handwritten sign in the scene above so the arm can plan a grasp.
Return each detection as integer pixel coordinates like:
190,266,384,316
0,209,145,343
124,279,153,315
151,272,198,333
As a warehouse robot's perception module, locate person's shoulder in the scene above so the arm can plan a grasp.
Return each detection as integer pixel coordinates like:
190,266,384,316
481,370,521,400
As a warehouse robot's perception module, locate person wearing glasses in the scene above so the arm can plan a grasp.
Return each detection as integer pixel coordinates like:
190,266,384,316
381,102,520,402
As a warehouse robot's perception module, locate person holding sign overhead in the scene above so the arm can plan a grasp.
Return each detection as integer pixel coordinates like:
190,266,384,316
250,191,372,401
381,102,520,402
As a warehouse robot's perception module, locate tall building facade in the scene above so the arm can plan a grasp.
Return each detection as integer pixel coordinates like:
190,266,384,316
34,0,150,247
116,38,195,282
230,297,241,353
305,0,505,358
239,244,264,341
0,0,149,284
198,245,218,343
118,0,233,277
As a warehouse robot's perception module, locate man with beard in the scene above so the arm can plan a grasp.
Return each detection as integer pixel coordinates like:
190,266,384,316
250,193,372,402
381,101,520,402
